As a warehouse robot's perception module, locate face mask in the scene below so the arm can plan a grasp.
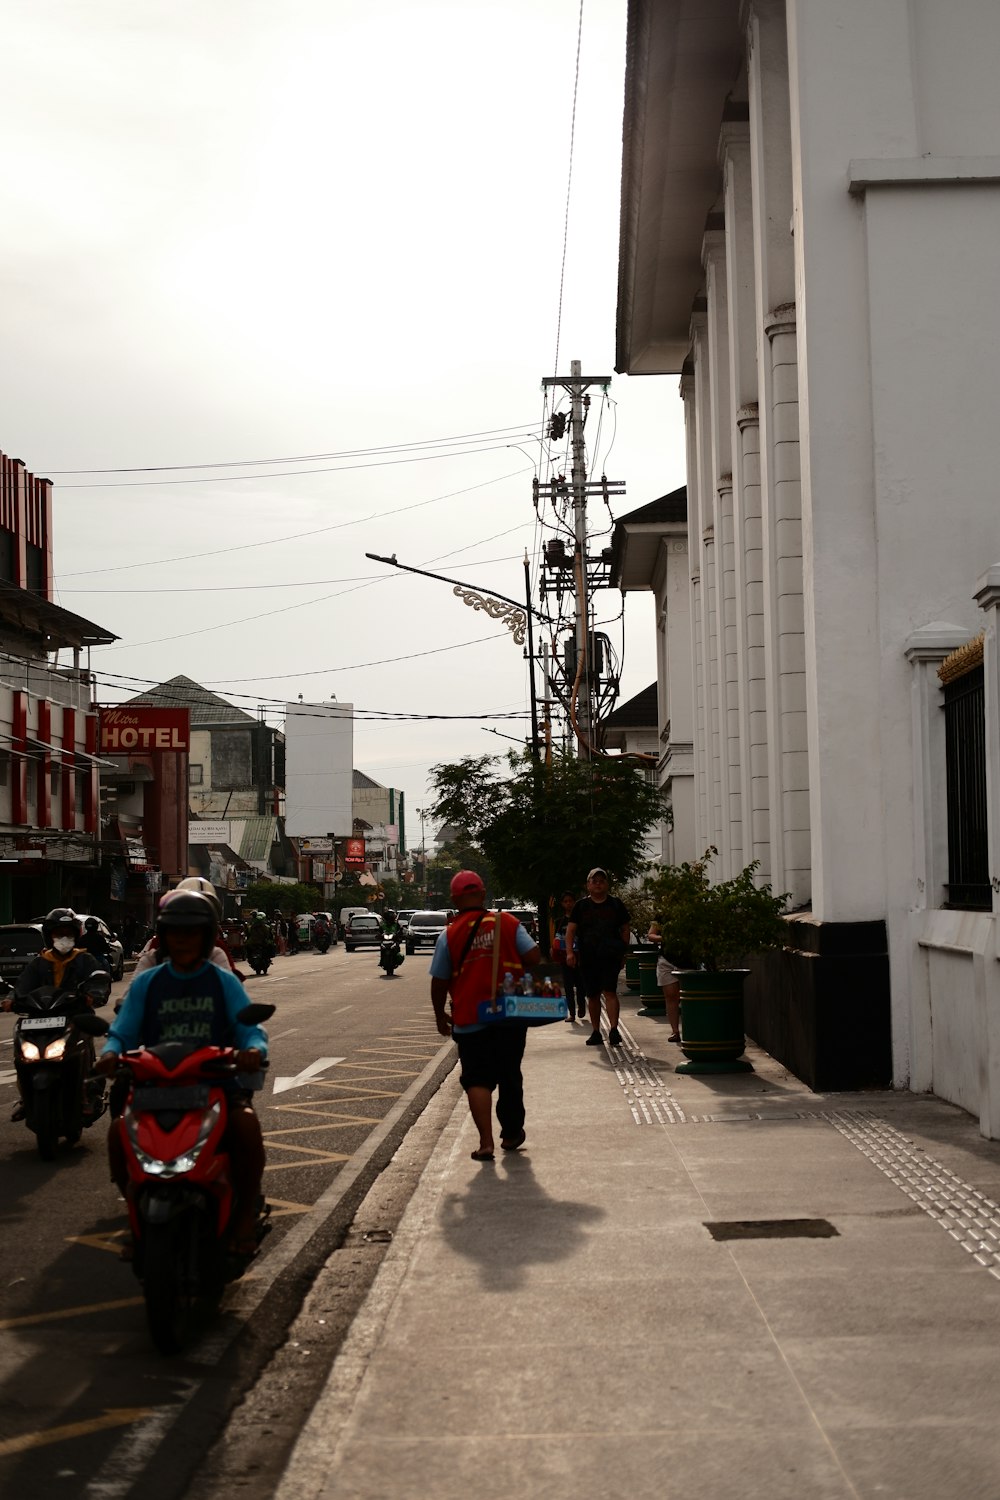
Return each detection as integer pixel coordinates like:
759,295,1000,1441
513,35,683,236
52,936,74,954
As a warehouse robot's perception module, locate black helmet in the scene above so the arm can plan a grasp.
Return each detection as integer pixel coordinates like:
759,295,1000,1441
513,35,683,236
156,891,217,958
84,917,99,929
42,907,82,945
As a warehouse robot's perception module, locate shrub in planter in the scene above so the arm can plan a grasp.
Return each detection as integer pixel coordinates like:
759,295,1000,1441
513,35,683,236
644,848,789,971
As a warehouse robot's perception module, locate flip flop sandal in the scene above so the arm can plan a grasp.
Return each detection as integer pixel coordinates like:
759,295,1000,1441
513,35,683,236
500,1130,526,1152
470,1148,495,1162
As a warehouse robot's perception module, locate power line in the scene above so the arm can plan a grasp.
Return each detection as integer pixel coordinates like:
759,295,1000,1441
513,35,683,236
54,438,541,489
56,465,533,580
45,422,542,475
55,550,525,593
551,0,586,379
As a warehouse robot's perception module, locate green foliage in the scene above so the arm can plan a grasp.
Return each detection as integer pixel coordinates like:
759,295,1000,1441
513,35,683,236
430,750,669,904
427,835,495,906
244,880,324,917
644,849,790,971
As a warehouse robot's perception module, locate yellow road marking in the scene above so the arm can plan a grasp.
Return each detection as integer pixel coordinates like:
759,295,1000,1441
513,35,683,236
0,1407,153,1458
0,1297,143,1331
65,1229,128,1255
331,1064,420,1078
263,1147,351,1171
264,1115,382,1136
265,1198,312,1217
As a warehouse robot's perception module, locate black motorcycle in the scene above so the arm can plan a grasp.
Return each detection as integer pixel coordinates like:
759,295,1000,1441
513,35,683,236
378,933,405,978
313,922,332,954
246,940,274,976
9,972,112,1159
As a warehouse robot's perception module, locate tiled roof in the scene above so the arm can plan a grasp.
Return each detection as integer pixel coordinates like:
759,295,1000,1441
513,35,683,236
614,486,687,526
123,674,256,725
353,769,385,790
603,682,658,729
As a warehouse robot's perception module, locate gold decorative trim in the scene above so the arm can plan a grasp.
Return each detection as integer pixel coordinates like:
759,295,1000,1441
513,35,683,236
452,586,526,646
938,632,985,684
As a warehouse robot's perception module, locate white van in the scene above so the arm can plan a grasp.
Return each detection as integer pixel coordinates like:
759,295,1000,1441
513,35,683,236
339,906,370,930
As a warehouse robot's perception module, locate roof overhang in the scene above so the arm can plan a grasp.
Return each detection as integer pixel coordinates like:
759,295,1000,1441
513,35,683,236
0,581,118,650
612,520,687,591
616,0,742,375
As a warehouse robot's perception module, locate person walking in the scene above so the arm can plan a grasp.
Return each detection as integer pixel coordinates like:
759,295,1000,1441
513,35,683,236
429,870,540,1161
647,921,682,1043
554,890,586,1022
565,868,631,1048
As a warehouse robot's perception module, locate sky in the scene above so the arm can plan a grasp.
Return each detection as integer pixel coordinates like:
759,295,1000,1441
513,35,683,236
1,0,686,841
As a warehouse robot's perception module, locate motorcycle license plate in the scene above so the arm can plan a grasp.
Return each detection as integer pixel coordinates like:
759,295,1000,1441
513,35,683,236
132,1084,211,1112
19,1015,67,1030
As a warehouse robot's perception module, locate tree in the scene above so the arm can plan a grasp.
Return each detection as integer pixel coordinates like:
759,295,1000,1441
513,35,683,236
244,881,324,917
430,750,669,954
427,834,494,907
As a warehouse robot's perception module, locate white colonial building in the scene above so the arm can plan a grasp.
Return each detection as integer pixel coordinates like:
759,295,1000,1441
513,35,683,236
616,0,1000,1127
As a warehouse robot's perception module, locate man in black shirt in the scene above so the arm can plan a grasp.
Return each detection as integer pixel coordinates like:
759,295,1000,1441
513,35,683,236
565,868,630,1048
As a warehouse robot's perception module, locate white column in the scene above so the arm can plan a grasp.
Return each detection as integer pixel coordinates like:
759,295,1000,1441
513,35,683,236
722,122,757,877
973,569,1000,1137
681,366,710,853
765,306,809,902
704,230,738,873
691,312,720,853
737,405,770,878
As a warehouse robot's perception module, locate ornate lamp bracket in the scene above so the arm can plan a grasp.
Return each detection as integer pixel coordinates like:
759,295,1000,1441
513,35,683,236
452,586,527,646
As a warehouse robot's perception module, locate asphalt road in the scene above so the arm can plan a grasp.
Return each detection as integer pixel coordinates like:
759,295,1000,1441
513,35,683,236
0,945,453,1500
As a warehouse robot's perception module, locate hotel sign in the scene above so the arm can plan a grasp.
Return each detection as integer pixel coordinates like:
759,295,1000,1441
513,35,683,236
100,707,190,753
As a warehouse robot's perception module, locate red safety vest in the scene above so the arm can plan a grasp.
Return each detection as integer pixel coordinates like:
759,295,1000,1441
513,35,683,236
445,909,524,1028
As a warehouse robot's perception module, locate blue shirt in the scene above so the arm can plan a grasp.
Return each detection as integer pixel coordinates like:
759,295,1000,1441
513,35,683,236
429,917,537,1034
103,961,269,1082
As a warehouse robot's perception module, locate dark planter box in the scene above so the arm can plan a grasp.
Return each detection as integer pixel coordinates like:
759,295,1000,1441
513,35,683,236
742,915,891,1091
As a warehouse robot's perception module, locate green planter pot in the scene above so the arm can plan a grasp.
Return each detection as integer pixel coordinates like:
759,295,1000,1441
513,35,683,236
674,968,753,1074
636,945,665,1016
624,952,641,991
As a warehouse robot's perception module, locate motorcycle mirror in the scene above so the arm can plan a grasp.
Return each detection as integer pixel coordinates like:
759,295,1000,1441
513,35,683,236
236,1002,276,1025
73,1011,111,1036
79,973,112,1006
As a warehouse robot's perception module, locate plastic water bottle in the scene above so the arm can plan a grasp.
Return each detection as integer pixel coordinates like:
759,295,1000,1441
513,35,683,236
502,971,515,995
522,973,534,996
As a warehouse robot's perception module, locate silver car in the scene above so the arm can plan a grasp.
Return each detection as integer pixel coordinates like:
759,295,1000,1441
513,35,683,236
404,910,452,955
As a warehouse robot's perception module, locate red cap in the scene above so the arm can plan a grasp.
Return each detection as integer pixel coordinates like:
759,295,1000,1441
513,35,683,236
450,870,486,900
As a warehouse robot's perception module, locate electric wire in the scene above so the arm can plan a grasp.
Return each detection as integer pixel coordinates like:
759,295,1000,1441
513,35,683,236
551,0,586,381
46,423,542,475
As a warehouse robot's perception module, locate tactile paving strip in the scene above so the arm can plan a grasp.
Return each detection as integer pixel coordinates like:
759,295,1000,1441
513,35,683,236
824,1110,1000,1281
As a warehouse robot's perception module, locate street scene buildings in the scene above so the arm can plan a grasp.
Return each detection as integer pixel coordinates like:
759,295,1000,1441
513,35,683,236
6,3,1000,1498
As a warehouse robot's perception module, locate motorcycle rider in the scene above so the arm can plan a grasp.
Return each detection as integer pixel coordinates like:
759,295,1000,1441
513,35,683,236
245,910,276,963
96,891,269,1257
2,908,106,1120
80,916,112,971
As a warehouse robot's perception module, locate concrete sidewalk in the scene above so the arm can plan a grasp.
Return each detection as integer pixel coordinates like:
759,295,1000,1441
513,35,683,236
274,992,1000,1500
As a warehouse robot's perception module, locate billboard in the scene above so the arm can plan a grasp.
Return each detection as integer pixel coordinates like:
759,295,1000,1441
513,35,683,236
284,701,353,839
100,707,190,753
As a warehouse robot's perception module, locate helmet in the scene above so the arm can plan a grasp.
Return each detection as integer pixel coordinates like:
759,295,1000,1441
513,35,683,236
42,907,83,946
156,891,218,959
383,910,397,923
174,876,222,922
84,917,99,930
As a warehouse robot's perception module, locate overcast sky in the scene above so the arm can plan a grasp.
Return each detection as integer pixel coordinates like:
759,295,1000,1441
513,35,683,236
1,0,685,839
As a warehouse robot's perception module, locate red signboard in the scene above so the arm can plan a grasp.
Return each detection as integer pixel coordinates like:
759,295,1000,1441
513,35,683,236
344,837,365,868
100,707,190,753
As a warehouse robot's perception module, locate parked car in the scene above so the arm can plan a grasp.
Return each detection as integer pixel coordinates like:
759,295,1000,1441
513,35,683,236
508,908,539,941
0,923,44,984
405,910,452,955
73,915,127,981
344,914,383,952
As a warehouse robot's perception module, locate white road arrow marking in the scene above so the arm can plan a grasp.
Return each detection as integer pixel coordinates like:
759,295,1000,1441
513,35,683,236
272,1057,345,1096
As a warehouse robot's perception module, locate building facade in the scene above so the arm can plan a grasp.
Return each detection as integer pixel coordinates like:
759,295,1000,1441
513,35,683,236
617,0,1000,1118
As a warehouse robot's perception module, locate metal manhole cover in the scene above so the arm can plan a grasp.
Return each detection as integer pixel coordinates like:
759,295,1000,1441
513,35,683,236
704,1218,838,1241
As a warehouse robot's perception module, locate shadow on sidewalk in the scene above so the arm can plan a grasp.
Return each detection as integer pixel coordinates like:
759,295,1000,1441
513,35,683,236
439,1154,605,1290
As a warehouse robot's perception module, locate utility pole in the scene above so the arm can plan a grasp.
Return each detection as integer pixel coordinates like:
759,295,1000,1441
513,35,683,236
539,362,623,759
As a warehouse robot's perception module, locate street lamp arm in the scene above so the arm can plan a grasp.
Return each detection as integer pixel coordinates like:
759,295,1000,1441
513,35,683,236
365,552,551,624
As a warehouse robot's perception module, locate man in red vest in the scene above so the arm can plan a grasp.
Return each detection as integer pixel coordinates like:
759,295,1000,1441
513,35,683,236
430,871,540,1161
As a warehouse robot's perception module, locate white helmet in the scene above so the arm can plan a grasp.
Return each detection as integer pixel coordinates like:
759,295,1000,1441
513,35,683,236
175,875,222,922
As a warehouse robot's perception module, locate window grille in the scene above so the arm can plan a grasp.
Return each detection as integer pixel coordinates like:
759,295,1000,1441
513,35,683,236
943,663,989,909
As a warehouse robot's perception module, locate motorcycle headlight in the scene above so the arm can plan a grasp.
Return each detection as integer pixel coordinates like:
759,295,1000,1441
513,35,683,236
18,1039,40,1062
124,1099,221,1179
43,1036,67,1060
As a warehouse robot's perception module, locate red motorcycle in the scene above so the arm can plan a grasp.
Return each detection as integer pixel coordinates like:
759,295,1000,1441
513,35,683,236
80,1002,274,1354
